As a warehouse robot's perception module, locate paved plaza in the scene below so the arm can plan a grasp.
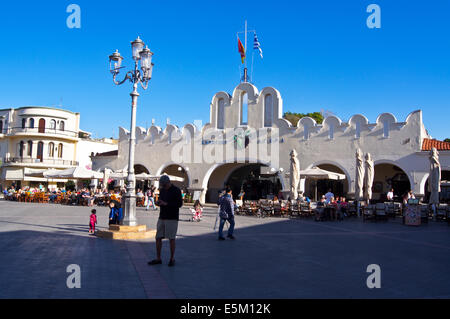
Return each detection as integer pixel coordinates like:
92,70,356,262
0,200,449,299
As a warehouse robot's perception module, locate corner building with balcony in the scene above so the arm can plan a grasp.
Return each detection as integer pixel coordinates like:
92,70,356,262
0,106,117,190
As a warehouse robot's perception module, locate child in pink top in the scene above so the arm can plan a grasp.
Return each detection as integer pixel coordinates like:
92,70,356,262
89,209,97,234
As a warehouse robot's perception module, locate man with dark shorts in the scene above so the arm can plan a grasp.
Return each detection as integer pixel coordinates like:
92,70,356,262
148,175,183,267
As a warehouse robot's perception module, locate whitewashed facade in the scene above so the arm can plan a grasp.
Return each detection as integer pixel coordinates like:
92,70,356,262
92,83,450,203
0,106,117,190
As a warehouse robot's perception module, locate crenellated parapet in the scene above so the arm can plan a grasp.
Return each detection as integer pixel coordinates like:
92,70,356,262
116,83,425,153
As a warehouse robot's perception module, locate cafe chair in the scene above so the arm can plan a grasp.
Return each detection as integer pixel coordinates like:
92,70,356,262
375,203,388,221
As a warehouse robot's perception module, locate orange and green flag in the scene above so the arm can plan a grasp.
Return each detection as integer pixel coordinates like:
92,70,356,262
238,38,245,64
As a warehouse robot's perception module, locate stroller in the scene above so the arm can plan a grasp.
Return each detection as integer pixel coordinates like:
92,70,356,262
191,207,203,222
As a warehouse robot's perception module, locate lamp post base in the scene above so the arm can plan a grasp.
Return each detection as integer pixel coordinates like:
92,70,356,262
97,224,156,240
122,194,138,226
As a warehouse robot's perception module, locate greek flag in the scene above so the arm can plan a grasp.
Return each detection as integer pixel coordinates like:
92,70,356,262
253,33,263,59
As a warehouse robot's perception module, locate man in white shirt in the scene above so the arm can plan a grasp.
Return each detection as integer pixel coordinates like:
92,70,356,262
387,188,394,201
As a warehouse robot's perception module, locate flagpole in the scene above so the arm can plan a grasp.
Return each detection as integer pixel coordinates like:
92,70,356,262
251,49,254,84
245,20,247,70
244,20,248,82
237,20,256,83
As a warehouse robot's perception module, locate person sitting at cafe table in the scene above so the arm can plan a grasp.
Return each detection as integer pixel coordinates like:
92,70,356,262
314,196,327,221
338,197,348,217
299,191,311,204
328,197,339,220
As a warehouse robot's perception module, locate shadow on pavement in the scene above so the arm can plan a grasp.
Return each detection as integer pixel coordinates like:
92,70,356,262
1,215,450,298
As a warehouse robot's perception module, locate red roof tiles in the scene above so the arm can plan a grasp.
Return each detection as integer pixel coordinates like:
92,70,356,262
422,138,450,151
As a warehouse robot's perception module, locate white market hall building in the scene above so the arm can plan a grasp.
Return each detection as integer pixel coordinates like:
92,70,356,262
92,82,450,204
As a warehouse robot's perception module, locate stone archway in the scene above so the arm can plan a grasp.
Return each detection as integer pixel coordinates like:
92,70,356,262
304,163,349,201
159,164,190,191
134,164,150,191
203,162,283,203
373,163,411,201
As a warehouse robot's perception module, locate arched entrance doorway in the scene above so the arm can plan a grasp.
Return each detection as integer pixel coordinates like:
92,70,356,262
160,164,189,191
304,164,348,200
373,163,411,201
424,170,450,204
205,163,282,203
134,164,150,191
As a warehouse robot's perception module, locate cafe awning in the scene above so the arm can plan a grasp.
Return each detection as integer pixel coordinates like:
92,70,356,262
43,167,103,179
1,168,24,180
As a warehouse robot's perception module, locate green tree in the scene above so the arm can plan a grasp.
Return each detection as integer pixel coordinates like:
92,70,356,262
444,138,450,143
283,112,324,126
65,180,76,191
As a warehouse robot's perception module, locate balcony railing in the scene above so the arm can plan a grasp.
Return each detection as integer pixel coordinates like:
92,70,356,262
3,157,79,166
3,127,78,138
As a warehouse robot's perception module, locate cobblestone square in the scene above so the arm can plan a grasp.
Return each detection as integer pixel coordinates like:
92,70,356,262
0,201,449,299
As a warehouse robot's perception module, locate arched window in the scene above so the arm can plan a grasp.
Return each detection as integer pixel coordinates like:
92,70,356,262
38,118,45,133
264,94,273,127
329,124,334,139
59,121,65,131
29,118,34,129
58,143,63,158
21,118,26,129
217,98,225,129
304,126,309,140
19,141,24,157
50,120,56,130
383,120,390,138
48,142,55,157
355,121,361,139
27,141,33,157
241,92,248,125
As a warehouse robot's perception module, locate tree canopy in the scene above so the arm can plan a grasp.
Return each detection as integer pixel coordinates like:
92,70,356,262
283,112,324,126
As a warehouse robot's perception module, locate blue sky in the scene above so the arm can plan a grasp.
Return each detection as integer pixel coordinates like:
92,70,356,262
0,0,449,140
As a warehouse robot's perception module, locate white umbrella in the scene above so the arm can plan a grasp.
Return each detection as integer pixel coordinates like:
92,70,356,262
300,167,346,180
109,171,127,179
364,153,374,202
150,174,185,183
355,148,365,201
110,171,185,183
289,150,301,200
428,147,441,205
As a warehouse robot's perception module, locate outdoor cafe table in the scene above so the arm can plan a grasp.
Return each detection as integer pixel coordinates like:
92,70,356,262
324,204,338,220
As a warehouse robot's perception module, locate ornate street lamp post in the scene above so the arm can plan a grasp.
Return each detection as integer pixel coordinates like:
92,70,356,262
109,37,154,226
